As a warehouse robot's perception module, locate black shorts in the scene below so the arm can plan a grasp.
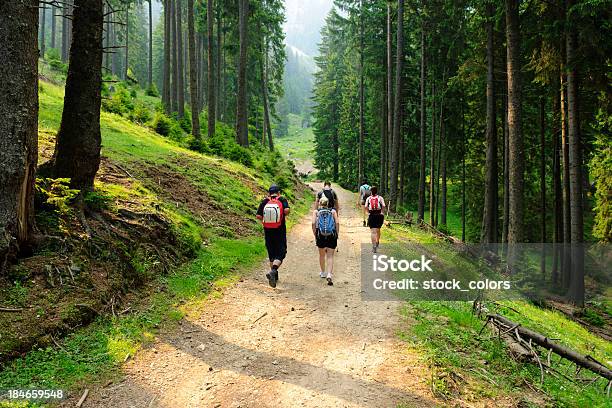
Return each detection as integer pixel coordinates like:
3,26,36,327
264,228,287,262
316,233,338,249
368,213,384,229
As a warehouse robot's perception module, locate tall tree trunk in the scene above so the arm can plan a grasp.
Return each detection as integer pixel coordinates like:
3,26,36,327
124,3,129,81
418,22,426,222
215,5,222,119
429,81,436,225
481,1,498,243
384,1,393,195
235,0,249,146
176,0,184,117
104,3,110,73
163,0,171,112
566,0,583,306
441,115,447,226
560,57,571,289
187,0,200,140
52,0,103,191
51,4,56,49
461,95,466,242
171,0,178,113
111,11,119,75
539,97,546,276
552,85,563,283
399,136,405,207
40,2,46,58
505,0,524,260
0,0,39,272
388,0,404,212
207,0,216,138
199,31,206,110
358,0,365,186
261,40,273,151
61,1,70,62
148,0,153,88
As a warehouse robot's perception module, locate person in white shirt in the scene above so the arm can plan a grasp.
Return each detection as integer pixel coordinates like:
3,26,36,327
364,186,385,253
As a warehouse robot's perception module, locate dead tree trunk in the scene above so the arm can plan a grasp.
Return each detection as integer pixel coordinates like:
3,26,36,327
0,0,39,272
51,0,103,191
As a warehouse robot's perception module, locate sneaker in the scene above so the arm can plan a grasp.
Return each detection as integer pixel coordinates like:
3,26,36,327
319,271,326,278
266,270,277,288
327,277,334,286
372,245,377,254
363,220,367,227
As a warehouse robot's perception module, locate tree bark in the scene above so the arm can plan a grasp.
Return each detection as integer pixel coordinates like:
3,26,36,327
441,115,447,227
176,0,184,117
481,1,498,243
61,0,70,62
418,21,426,222
207,0,216,138
171,0,178,113
505,0,524,259
40,2,46,58
565,0,584,306
358,0,365,187
461,96,466,242
124,3,130,81
429,81,436,225
383,1,393,195
261,40,273,151
388,0,404,212
235,0,249,146
540,96,546,276
552,85,563,283
0,0,39,272
51,4,56,49
561,60,571,289
148,0,153,89
215,5,222,119
187,0,200,140
162,0,171,112
51,0,103,191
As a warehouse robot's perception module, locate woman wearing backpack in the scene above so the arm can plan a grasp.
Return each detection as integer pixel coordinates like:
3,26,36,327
365,186,385,253
312,195,339,286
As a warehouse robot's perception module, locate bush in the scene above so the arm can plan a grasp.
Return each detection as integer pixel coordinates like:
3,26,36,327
129,102,152,124
152,112,173,136
146,84,160,97
102,85,134,115
226,143,254,167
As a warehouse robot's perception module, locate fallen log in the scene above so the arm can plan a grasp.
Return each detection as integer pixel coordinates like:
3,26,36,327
488,314,612,380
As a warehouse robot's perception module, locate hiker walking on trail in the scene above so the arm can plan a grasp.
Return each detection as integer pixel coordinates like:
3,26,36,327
316,181,340,215
257,184,291,288
358,179,371,227
365,186,385,253
312,195,339,286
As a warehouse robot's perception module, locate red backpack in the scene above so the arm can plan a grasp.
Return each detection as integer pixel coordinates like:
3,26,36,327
369,195,381,212
262,196,284,229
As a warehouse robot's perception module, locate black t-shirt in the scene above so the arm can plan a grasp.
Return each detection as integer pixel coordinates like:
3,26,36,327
317,189,337,209
257,196,290,229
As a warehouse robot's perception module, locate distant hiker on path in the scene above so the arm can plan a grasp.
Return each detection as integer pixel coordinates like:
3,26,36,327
316,181,340,215
257,184,291,288
365,186,385,253
312,195,339,286
358,179,371,227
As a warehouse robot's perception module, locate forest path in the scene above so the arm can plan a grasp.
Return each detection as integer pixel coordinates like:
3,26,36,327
67,184,436,408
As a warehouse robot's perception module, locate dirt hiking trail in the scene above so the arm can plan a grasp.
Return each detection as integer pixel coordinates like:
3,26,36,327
65,184,437,408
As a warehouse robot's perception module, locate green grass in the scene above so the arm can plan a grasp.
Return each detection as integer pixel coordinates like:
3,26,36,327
388,226,612,407
275,113,315,162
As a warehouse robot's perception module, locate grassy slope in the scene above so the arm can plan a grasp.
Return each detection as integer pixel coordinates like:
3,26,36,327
385,226,611,407
0,81,312,404
275,113,315,162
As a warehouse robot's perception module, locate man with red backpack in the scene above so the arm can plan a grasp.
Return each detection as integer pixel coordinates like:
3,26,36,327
256,184,291,287
364,186,385,253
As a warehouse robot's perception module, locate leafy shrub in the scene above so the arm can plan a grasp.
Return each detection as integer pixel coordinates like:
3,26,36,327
146,84,160,97
102,85,135,115
179,111,192,133
35,178,80,215
152,112,173,136
226,143,254,167
276,174,290,192
129,102,152,124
